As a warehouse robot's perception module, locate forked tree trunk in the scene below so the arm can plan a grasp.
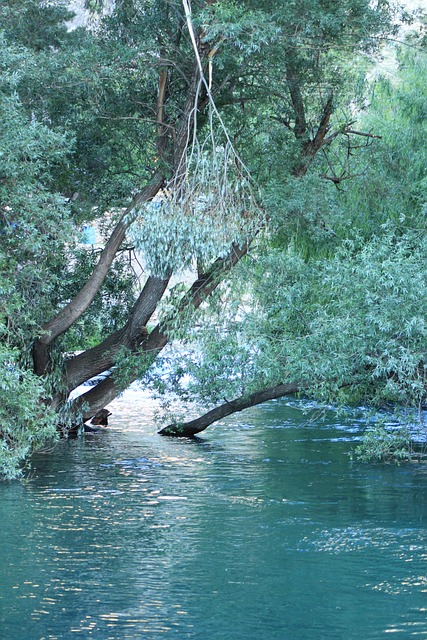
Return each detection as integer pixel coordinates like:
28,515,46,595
33,174,165,376
73,241,251,418
64,275,171,392
33,48,206,390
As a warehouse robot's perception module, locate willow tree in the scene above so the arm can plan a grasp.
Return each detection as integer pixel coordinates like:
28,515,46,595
0,0,407,475
159,41,427,441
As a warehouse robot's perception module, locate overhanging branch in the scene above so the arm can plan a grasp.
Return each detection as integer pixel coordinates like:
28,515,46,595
65,275,171,392
159,381,306,436
73,241,252,417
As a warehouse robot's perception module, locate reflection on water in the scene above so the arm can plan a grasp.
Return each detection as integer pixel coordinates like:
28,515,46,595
1,388,427,639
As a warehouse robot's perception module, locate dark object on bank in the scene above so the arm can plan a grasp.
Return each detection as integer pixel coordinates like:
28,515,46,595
90,409,112,426
59,409,112,436
83,423,99,433
83,409,112,433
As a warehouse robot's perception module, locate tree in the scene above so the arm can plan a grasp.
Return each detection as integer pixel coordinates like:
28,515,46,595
159,41,427,443
0,0,409,476
0,33,74,477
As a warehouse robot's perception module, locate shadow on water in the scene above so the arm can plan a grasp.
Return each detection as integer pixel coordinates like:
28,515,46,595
1,388,426,640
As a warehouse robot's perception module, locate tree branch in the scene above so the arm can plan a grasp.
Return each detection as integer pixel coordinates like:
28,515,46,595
346,129,382,139
159,382,305,436
156,67,169,154
33,55,207,378
285,63,307,139
73,241,252,417
33,173,165,375
304,91,334,160
64,275,171,391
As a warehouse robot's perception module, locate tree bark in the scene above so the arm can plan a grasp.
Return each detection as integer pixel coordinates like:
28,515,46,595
64,275,171,392
292,91,334,177
33,54,205,378
303,91,334,161
159,381,305,436
285,62,307,140
33,173,165,375
73,241,251,416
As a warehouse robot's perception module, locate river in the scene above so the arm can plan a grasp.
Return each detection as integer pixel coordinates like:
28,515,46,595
1,388,426,639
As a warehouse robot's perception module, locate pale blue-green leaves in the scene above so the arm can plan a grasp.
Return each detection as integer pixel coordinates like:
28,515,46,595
0,347,57,479
129,143,261,276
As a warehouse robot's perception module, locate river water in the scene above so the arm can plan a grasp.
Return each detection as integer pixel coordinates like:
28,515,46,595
1,388,426,640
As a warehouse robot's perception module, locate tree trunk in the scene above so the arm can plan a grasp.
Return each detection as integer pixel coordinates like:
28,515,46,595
33,173,165,376
73,241,251,417
159,382,305,436
32,28,211,379
44,37,339,426
64,275,170,392
67,84,337,419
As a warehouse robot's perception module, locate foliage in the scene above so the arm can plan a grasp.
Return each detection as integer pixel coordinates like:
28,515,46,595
0,347,57,479
0,0,422,476
0,4,140,475
336,46,427,237
129,145,261,277
156,41,427,457
0,38,74,343
252,230,427,403
352,423,413,463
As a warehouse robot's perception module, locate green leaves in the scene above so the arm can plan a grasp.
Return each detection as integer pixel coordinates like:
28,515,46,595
0,347,57,479
352,423,413,463
340,45,427,235
129,140,261,277
199,1,280,54
250,228,427,404
0,0,423,477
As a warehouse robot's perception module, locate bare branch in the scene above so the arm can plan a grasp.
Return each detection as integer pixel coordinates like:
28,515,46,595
319,172,364,184
346,129,382,139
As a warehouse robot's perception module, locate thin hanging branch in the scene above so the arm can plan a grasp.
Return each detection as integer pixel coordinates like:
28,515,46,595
181,0,255,185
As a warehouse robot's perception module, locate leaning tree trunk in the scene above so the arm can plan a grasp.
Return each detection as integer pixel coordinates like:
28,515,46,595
32,20,206,379
33,47,204,392
32,174,165,376
72,241,251,418
64,275,171,392
158,382,306,436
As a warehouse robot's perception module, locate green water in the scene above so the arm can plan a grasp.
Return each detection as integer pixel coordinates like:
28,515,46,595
1,393,426,639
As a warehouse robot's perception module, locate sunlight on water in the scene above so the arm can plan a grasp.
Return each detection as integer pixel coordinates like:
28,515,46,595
1,389,427,639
